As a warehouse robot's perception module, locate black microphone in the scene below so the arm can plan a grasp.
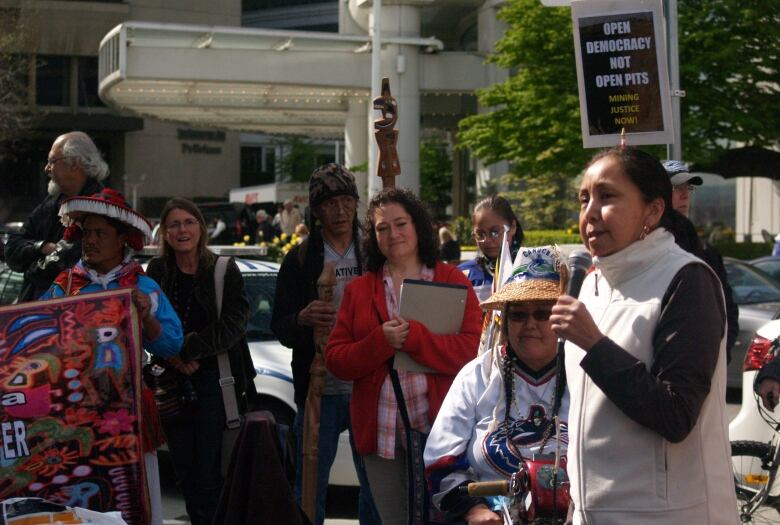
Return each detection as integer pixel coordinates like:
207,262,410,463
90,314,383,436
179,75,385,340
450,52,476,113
552,249,593,416
565,248,593,299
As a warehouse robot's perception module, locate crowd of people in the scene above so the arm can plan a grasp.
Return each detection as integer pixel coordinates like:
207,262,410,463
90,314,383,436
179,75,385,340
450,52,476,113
4,131,752,525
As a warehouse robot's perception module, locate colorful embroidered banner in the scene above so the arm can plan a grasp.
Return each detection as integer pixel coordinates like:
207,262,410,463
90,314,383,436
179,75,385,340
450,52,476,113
0,289,147,525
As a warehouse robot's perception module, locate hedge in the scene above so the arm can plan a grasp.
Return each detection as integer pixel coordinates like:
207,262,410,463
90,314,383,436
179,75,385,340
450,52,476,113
461,233,773,261
713,241,773,261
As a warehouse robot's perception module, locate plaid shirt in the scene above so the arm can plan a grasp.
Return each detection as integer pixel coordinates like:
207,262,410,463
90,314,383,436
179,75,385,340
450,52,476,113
376,263,435,459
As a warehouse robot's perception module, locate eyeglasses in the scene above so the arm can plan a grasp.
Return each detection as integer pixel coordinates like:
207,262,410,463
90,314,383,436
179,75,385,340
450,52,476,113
473,229,504,243
46,156,70,168
506,309,552,323
165,218,199,230
673,184,696,193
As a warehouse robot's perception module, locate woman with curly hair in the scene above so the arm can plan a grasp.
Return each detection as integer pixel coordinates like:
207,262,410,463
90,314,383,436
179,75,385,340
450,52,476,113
325,188,483,525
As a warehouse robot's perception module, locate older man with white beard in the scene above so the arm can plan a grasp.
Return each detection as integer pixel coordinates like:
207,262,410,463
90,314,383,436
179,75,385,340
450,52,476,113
5,131,107,301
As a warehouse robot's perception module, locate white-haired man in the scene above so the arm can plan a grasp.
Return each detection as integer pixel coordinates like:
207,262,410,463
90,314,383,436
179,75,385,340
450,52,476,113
6,131,108,301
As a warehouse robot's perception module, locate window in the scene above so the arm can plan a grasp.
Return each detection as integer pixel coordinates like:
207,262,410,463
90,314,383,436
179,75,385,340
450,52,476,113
0,267,24,305
244,272,277,341
241,146,276,186
36,55,70,106
78,57,104,108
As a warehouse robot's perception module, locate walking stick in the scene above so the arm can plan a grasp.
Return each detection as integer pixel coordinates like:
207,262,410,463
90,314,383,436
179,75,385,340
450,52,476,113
374,77,400,189
301,262,337,521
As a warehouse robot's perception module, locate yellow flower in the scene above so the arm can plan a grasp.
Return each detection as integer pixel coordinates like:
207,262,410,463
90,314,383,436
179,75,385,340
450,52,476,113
260,242,267,248
273,237,281,245
243,234,250,242
280,233,288,241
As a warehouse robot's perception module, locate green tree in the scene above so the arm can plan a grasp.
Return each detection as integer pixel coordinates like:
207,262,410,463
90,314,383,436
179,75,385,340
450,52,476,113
0,7,36,157
276,136,320,182
458,0,587,178
420,137,453,220
679,0,780,163
459,0,780,221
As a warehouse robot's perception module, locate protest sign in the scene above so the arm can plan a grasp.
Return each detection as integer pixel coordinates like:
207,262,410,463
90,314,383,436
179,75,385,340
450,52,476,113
0,289,147,525
571,0,673,147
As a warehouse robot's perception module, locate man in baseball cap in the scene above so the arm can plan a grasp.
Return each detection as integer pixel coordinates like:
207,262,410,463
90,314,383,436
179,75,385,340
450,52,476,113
663,160,703,217
663,160,739,358
271,164,379,525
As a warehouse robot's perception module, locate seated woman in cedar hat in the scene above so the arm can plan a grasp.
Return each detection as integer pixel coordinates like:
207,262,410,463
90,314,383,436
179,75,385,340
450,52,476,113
40,188,183,358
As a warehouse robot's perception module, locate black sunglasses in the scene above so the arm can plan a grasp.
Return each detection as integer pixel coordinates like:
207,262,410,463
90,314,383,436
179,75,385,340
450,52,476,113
506,309,552,323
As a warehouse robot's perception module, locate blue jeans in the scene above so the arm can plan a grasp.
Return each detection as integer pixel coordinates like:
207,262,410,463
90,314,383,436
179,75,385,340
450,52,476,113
294,394,381,525
161,368,225,525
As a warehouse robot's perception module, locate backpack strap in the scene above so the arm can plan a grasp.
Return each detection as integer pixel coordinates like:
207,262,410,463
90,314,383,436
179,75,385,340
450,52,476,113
214,257,241,430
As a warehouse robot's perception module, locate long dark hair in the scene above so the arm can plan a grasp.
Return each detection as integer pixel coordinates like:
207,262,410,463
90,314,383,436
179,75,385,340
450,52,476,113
364,188,438,272
586,147,677,233
473,195,525,253
158,198,215,270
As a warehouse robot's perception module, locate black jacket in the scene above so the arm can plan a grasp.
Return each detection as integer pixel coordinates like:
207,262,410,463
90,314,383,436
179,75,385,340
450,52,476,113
5,178,103,302
146,255,256,399
271,230,363,407
672,215,739,360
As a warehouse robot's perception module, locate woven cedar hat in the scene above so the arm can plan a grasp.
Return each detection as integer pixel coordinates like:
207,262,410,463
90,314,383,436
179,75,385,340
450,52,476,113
59,188,152,250
481,245,567,310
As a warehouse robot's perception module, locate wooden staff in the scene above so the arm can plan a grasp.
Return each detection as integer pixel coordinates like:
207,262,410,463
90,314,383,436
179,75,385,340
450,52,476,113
300,262,337,521
374,77,400,189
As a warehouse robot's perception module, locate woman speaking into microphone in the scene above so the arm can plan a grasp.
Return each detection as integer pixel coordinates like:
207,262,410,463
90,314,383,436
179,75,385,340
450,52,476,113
550,147,737,524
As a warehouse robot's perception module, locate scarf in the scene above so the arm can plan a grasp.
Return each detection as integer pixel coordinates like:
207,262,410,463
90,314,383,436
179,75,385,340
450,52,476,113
54,256,145,296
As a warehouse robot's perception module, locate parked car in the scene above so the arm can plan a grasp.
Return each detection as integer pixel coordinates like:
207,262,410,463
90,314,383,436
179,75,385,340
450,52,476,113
235,256,358,486
750,255,780,284
0,262,24,305
724,258,780,389
729,317,780,446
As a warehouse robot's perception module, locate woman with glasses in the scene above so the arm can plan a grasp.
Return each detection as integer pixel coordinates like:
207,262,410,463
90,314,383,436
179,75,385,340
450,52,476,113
459,196,525,302
425,246,569,524
145,198,256,525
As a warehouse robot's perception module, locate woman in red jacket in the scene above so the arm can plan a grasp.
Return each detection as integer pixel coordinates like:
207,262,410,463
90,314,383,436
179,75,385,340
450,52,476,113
325,188,482,525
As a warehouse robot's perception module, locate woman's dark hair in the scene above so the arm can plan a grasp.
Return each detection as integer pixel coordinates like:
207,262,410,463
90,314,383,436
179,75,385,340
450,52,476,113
364,188,438,272
473,195,525,249
587,147,676,233
501,350,514,427
158,198,214,269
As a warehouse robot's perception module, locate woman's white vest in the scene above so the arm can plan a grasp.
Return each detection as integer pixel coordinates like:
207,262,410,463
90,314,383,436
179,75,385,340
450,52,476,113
565,229,738,525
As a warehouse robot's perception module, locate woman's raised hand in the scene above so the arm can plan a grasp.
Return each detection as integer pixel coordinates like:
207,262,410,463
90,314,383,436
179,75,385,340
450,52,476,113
550,295,604,351
382,316,410,349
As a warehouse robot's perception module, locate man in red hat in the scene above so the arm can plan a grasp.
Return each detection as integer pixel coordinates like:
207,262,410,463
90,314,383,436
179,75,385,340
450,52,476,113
40,188,182,358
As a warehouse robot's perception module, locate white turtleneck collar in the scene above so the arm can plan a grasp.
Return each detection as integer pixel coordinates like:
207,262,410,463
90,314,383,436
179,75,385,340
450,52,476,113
593,228,677,288
81,252,133,290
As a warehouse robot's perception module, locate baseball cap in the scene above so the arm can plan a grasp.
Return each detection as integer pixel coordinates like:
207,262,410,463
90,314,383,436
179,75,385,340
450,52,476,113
662,160,703,186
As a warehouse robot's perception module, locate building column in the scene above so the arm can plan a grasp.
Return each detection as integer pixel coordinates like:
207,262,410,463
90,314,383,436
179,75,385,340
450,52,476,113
345,97,369,210
475,0,510,196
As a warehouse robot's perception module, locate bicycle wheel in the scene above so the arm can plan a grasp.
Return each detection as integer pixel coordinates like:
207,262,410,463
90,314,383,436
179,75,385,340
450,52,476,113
732,440,780,524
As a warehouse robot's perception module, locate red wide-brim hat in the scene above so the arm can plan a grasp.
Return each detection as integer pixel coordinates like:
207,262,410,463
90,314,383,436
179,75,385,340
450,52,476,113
59,188,152,251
